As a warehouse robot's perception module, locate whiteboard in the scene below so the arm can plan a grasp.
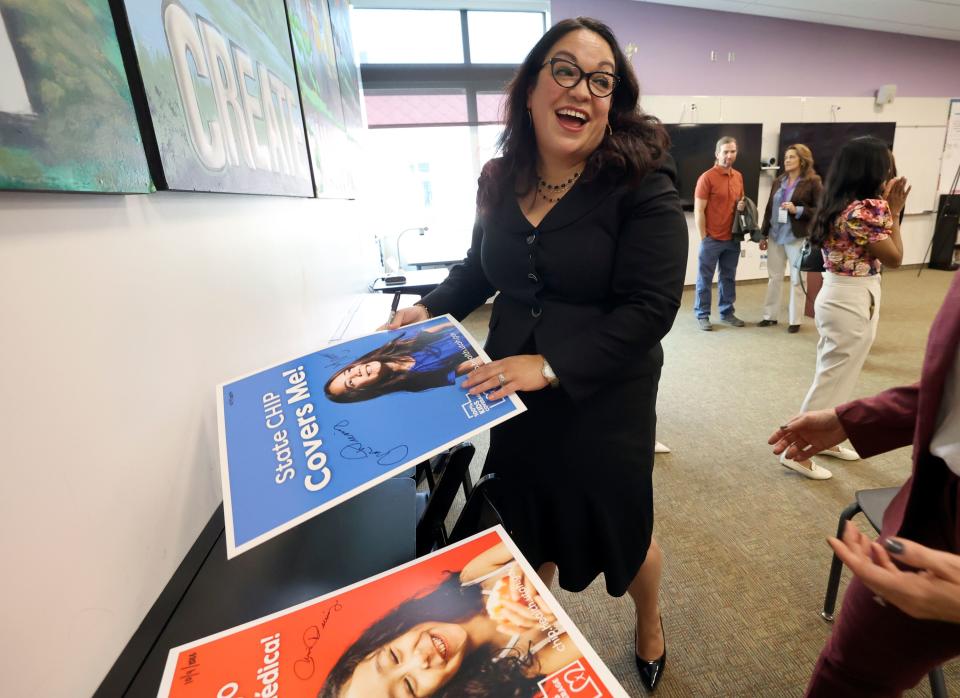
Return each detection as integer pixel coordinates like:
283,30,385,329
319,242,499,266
938,99,960,196
893,125,946,214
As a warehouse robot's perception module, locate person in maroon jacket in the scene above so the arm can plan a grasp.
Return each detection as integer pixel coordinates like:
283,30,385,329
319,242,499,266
769,272,960,696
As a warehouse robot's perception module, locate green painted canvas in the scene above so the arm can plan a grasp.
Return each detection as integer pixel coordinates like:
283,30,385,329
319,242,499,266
328,0,364,153
120,0,313,196
0,0,153,193
286,0,355,198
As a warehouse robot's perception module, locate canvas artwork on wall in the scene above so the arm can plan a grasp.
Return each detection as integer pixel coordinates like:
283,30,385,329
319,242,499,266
0,0,152,193
285,0,355,198
328,0,365,167
119,0,313,196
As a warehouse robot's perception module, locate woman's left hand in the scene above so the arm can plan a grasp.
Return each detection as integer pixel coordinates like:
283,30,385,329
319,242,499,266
829,521,960,624
462,354,549,400
781,201,797,215
882,176,912,216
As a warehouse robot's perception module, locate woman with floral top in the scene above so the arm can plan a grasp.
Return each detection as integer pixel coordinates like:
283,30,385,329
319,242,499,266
778,136,910,479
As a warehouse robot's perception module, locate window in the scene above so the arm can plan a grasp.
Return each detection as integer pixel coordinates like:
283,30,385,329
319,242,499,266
352,0,549,268
353,3,548,266
365,90,469,127
467,11,544,64
476,91,507,124
352,9,463,63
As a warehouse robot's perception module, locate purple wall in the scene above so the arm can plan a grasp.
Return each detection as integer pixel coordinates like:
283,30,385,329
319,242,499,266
552,0,960,97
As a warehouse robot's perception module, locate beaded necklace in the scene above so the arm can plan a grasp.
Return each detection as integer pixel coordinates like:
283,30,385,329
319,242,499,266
536,170,581,203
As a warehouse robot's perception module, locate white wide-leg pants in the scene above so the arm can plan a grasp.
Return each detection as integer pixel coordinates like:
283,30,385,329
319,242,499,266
762,238,806,325
800,273,882,413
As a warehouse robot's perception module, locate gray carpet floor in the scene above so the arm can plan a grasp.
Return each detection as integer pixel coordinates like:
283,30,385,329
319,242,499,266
458,267,958,697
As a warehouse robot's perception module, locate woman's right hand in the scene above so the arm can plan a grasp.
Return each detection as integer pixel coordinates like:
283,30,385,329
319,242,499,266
882,176,911,216
378,304,429,331
769,408,848,461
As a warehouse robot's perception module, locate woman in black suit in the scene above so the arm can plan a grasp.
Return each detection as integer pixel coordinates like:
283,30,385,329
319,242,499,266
386,17,687,690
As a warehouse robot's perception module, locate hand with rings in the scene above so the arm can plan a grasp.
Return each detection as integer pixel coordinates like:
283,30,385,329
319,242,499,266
829,520,960,623
461,354,551,400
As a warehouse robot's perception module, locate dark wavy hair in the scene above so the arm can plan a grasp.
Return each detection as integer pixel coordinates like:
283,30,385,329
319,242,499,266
318,574,540,698
324,329,470,403
811,136,893,245
478,16,669,211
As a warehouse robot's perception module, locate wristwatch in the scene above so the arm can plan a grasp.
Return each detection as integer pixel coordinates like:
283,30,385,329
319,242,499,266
541,359,560,388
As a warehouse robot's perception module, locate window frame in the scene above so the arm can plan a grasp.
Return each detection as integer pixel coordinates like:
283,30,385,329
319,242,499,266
354,4,549,128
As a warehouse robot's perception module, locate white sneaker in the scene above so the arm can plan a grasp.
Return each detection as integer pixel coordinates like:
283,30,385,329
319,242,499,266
817,446,860,461
654,441,671,454
779,452,832,480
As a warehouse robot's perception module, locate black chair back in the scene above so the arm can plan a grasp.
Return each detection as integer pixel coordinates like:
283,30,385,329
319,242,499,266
449,473,506,544
415,442,475,556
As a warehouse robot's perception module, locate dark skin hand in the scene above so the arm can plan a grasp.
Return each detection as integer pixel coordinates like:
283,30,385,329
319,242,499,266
829,521,960,624
768,408,847,461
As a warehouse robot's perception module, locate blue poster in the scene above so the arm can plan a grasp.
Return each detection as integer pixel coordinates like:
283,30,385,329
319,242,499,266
218,316,525,557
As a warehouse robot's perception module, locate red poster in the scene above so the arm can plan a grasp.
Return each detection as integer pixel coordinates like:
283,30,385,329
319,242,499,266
158,527,627,697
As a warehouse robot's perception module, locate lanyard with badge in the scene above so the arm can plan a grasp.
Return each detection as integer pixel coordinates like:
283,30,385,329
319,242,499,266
778,178,799,224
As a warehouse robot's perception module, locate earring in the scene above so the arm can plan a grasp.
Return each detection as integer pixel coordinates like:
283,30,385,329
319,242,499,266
527,109,533,128
606,123,613,136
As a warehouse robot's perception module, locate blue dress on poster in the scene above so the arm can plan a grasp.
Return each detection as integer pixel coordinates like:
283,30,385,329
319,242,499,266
219,317,520,555
408,329,467,384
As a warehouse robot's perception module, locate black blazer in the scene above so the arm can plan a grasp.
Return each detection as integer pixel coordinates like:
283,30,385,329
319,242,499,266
420,158,688,402
760,174,822,239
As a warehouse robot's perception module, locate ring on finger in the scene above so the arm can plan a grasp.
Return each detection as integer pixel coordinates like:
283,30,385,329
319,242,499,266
497,372,506,388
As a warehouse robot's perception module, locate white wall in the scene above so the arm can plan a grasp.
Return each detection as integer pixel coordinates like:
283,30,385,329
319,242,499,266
0,190,380,698
638,95,951,285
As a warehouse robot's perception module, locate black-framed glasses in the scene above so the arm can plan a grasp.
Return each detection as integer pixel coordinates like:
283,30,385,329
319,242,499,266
542,57,619,98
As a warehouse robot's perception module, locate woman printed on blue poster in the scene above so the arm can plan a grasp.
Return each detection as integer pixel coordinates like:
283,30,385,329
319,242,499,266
324,322,479,403
318,541,579,698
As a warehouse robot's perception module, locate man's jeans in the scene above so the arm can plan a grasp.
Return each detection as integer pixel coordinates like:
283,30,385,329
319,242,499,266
695,237,740,319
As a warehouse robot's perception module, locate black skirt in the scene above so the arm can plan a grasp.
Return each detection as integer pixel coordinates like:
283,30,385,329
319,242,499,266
481,369,659,597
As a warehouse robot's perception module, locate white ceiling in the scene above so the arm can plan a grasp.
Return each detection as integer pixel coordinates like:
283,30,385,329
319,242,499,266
635,0,960,42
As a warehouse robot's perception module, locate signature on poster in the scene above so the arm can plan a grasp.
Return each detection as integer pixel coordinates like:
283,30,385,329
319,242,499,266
333,419,409,465
315,348,354,369
294,600,342,680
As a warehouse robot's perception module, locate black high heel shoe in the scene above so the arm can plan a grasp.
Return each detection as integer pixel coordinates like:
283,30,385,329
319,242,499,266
634,617,666,693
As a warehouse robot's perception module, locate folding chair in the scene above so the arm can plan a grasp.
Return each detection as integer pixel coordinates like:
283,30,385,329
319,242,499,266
414,442,476,557
449,473,506,544
821,487,947,697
